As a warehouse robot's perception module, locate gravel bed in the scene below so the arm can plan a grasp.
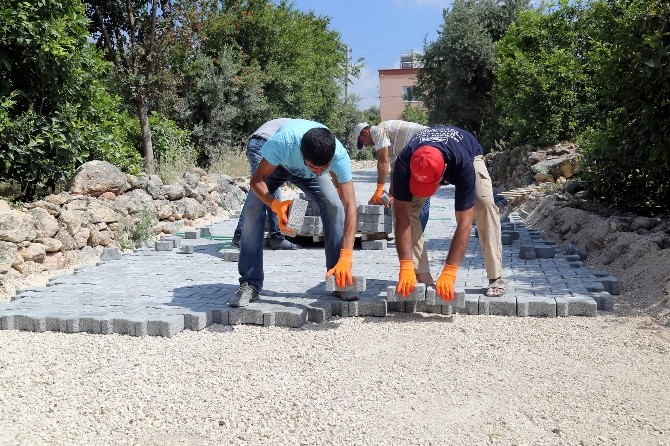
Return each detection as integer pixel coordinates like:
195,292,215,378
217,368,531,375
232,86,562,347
1,314,669,445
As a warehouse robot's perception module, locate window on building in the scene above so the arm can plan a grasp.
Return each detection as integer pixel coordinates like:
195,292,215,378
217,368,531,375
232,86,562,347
402,86,419,102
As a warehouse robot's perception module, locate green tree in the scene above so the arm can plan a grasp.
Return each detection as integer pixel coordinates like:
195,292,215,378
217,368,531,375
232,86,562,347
361,105,380,126
416,0,530,137
200,0,347,128
489,0,595,146
580,0,670,215
86,0,174,172
0,0,140,200
401,104,428,125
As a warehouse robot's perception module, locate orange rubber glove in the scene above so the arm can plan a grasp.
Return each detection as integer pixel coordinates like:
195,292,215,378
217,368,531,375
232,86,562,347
436,263,458,301
396,259,416,298
368,184,386,205
270,199,294,235
326,248,353,288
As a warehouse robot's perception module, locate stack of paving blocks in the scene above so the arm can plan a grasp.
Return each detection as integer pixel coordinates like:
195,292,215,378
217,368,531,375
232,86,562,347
292,193,324,237
357,204,392,236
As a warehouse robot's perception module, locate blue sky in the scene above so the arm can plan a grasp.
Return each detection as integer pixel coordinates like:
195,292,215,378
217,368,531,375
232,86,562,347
285,0,455,110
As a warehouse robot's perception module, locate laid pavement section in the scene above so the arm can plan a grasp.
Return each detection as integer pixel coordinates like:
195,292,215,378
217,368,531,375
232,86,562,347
0,169,617,336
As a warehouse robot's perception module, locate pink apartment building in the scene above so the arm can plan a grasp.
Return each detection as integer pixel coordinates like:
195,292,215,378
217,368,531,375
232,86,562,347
378,53,424,121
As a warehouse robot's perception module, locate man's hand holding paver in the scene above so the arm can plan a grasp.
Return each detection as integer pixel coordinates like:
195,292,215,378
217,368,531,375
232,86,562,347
270,199,294,235
326,248,353,288
396,258,417,298
436,264,458,301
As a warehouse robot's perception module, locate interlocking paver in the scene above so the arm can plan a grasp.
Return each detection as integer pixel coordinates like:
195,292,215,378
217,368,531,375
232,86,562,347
0,169,618,336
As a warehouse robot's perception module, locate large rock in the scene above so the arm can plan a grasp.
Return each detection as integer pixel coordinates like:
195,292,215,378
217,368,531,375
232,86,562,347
87,201,120,224
0,199,11,214
171,197,206,219
68,160,129,197
28,207,60,238
19,243,47,263
0,241,22,273
112,189,155,216
0,210,37,242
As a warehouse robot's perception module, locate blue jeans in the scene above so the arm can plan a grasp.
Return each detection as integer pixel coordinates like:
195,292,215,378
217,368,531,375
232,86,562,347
233,138,282,241
419,197,430,232
238,167,344,291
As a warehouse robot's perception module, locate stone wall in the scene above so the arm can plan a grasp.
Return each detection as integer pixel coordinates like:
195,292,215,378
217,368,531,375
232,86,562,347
0,161,248,283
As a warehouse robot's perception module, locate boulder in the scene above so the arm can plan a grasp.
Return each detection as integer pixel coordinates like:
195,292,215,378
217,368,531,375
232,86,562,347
0,210,37,242
28,207,60,238
68,160,129,197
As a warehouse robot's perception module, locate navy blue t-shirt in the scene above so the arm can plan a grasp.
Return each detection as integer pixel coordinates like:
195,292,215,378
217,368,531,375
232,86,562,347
392,126,483,211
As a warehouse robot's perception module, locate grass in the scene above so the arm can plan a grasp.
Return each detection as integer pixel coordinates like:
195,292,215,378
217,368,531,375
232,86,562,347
208,150,250,178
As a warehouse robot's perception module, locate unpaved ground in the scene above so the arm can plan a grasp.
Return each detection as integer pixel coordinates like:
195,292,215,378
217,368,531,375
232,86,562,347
1,172,670,445
1,314,669,445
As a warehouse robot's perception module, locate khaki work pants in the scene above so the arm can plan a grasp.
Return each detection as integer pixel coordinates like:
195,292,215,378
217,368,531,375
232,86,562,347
395,155,502,280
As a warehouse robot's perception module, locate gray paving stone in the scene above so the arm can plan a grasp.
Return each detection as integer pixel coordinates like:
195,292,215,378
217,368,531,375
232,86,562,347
100,248,122,261
181,245,194,254
184,230,200,239
307,303,332,323
326,276,366,292
556,296,598,317
386,301,406,313
155,241,173,252
288,311,308,328
144,315,185,337
286,198,309,234
356,299,387,317
223,250,240,262
362,240,387,250
519,245,537,260
228,308,263,325
517,295,556,317
534,246,556,259
598,276,621,295
386,283,426,302
479,295,517,316
425,289,465,308
183,310,213,330
589,291,614,312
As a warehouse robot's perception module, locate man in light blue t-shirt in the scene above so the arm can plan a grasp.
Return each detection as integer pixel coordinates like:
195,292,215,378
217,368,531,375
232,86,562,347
230,119,359,307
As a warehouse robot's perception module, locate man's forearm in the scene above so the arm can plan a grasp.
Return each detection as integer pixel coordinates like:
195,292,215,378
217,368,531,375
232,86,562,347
445,213,473,266
376,161,389,186
394,201,413,260
342,200,357,250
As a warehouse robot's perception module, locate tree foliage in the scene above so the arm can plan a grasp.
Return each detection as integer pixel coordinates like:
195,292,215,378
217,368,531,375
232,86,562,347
0,0,140,200
579,0,670,215
416,0,530,136
489,0,595,146
86,0,176,171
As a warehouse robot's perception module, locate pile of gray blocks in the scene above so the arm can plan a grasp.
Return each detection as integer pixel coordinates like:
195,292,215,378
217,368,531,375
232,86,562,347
293,193,324,236
357,204,392,234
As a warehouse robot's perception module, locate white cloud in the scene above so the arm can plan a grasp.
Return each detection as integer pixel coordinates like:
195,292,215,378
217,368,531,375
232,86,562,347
349,66,380,110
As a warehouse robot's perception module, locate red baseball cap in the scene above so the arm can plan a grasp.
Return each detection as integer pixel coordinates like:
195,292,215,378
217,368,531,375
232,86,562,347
409,146,445,197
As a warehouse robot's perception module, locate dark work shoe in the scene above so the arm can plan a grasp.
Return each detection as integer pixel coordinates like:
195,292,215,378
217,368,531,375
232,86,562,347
231,234,241,248
269,238,301,250
229,282,260,307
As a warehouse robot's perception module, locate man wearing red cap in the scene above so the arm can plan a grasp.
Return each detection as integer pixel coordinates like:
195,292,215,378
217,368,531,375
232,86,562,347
392,126,506,301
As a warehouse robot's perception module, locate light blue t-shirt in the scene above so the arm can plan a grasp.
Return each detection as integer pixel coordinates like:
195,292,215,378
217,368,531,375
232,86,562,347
261,119,352,183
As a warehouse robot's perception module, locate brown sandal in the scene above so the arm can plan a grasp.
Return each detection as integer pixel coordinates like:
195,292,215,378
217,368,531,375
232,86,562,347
485,278,507,297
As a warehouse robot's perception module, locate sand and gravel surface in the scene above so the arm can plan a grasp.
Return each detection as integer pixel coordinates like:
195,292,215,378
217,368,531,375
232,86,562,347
1,314,669,446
